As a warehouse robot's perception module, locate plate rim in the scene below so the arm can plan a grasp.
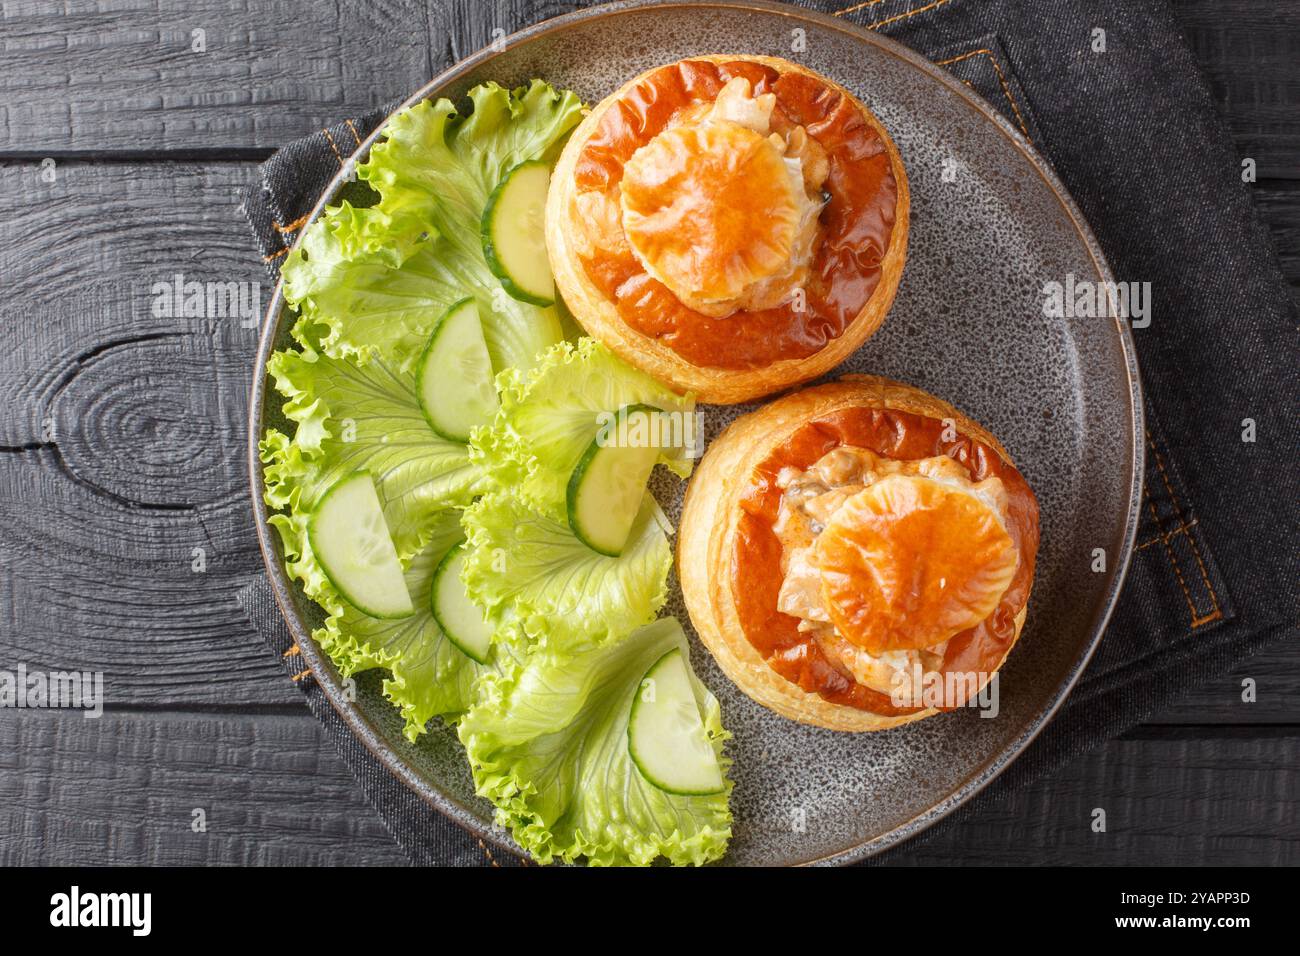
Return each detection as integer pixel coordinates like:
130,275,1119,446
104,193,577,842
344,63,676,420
246,0,1145,867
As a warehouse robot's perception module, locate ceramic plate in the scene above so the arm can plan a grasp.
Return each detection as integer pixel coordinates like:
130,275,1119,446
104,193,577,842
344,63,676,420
249,0,1143,865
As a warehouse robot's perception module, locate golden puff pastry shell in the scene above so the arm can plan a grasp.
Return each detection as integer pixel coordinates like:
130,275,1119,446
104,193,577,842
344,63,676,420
677,375,1033,732
546,54,910,405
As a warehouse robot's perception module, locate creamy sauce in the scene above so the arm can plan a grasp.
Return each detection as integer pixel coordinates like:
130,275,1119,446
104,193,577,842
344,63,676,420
573,59,899,370
772,446,1011,699
731,407,1039,715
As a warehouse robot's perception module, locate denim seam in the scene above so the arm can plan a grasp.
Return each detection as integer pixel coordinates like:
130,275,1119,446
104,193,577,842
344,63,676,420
271,212,311,235
836,0,956,31
1133,517,1198,551
1141,486,1201,627
321,126,346,167
934,48,1032,140
476,837,503,867
1146,435,1223,627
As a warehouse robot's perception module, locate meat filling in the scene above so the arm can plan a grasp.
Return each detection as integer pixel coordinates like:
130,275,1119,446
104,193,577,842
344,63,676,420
773,445,1013,700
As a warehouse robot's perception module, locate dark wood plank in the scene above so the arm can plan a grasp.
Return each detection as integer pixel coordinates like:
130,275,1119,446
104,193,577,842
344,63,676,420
0,159,290,706
0,0,443,155
1150,641,1300,724
4,708,1293,865
887,730,1300,865
440,0,580,63
0,709,404,865
0,4,1296,867
0,0,1293,176
1172,0,1300,180
1253,179,1300,292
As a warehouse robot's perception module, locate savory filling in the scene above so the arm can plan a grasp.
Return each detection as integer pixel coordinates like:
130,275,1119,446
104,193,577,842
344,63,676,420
773,445,1018,701
579,76,829,318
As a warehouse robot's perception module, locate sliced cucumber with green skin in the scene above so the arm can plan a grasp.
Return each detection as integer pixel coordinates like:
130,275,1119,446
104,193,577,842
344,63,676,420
416,297,499,443
482,160,555,306
308,472,413,619
628,647,725,796
567,405,664,557
430,544,493,665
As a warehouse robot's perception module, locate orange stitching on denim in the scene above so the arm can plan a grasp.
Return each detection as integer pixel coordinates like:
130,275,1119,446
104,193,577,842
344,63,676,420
836,0,953,30
263,246,289,263
1148,437,1222,626
272,213,310,235
290,667,313,682
322,127,345,167
1134,518,1199,551
868,0,953,29
1133,520,1201,548
476,838,501,867
936,48,1032,140
344,118,363,148
1143,490,1203,627
835,0,889,17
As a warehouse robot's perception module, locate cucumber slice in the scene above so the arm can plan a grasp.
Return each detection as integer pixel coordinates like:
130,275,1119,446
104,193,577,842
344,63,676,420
430,544,493,665
416,298,499,443
307,472,413,619
628,648,725,796
566,405,663,557
482,160,555,306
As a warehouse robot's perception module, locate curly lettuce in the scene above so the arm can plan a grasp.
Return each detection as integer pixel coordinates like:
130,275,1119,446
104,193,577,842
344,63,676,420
321,513,495,739
461,491,672,648
281,81,583,373
262,344,484,562
475,338,696,517
458,617,732,866
263,80,584,736
260,79,735,862
259,352,496,739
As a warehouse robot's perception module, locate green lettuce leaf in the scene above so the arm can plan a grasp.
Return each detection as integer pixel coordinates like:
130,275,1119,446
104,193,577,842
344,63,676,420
363,82,583,250
258,462,505,739
260,80,735,861
281,82,584,373
260,430,344,622
459,617,732,866
461,491,672,647
320,513,493,741
476,338,697,516
280,202,469,368
262,344,484,565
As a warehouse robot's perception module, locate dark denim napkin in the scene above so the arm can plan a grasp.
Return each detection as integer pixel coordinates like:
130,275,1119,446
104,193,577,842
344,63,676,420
241,0,1299,865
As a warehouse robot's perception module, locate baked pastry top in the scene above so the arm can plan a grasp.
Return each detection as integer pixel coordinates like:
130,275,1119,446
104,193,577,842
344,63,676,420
678,376,1040,731
547,56,909,403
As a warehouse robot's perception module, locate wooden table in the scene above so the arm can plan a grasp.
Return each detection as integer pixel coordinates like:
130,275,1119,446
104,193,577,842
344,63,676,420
1,0,1295,866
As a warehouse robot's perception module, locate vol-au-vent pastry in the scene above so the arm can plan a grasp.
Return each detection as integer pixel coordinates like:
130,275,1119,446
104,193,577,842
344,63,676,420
547,56,910,403
678,376,1040,731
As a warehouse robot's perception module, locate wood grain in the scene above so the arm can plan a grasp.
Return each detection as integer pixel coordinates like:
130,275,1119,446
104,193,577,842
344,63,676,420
1253,180,1300,292
2,708,1293,866
0,0,1295,867
0,0,444,155
0,710,404,865
887,730,1300,865
0,0,1292,179
0,159,290,706
1148,642,1300,725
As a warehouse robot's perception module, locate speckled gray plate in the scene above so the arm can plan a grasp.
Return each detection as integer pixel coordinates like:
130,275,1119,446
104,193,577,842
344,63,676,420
249,0,1143,866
